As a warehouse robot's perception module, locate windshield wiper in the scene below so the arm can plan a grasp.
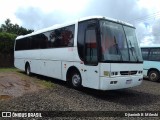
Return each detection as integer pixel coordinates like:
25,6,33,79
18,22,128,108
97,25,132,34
114,36,123,61
128,40,139,62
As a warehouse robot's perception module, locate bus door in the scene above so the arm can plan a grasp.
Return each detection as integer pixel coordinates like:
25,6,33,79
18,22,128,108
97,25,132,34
83,24,100,89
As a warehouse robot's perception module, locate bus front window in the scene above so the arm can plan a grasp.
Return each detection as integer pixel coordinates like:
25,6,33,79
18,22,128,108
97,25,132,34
100,20,143,63
123,26,143,62
100,20,129,62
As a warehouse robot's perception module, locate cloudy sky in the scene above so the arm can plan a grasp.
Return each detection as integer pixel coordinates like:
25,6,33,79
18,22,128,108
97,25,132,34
0,0,160,45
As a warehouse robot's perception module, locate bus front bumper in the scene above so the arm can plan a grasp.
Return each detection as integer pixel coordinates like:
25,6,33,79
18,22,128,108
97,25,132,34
99,75,143,90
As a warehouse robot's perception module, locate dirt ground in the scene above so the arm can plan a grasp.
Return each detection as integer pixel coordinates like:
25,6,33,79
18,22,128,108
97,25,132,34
0,72,44,100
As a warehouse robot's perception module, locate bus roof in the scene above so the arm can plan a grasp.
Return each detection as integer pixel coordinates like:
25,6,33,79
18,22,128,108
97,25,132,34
140,44,160,48
16,16,134,40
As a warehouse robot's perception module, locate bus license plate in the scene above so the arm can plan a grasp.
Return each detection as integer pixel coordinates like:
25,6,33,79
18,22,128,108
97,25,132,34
126,79,132,84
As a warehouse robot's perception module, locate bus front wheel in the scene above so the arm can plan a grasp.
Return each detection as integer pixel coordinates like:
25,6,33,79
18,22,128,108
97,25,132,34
71,72,82,89
148,70,160,82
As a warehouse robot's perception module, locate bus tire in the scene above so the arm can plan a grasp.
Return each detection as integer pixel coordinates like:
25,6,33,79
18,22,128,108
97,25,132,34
71,71,82,89
25,63,31,76
148,70,160,82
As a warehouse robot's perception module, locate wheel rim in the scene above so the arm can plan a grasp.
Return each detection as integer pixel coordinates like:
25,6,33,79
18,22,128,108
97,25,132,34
72,74,80,87
150,72,157,81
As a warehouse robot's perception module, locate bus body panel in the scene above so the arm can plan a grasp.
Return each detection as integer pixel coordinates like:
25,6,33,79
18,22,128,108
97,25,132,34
40,60,62,79
143,61,160,77
62,61,75,81
110,63,143,73
14,58,25,71
15,47,78,80
82,64,99,89
99,63,111,77
141,46,160,79
100,75,142,90
99,63,143,90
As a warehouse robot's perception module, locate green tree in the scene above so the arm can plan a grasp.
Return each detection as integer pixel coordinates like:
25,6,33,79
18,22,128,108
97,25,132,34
0,19,34,35
0,19,34,67
0,32,16,54
0,32,16,67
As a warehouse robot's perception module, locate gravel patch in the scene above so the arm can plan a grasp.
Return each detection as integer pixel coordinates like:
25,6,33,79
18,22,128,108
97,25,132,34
0,78,160,119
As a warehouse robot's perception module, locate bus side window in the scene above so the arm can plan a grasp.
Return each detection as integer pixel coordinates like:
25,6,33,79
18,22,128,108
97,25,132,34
61,26,74,47
141,48,149,60
49,25,75,48
84,27,98,65
149,48,160,61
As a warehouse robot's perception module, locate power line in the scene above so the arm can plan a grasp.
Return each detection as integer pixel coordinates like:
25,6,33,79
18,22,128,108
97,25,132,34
128,11,160,22
126,11,160,23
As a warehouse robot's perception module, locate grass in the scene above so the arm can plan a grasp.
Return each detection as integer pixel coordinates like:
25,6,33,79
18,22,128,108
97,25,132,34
35,79,54,88
0,67,54,89
0,67,18,72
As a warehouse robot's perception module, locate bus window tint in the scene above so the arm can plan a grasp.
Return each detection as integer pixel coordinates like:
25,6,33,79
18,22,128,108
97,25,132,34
15,38,30,50
85,28,97,63
15,39,21,50
49,25,74,48
31,36,39,49
141,48,149,60
149,48,160,61
77,20,98,61
15,25,75,50
77,22,86,61
61,26,74,47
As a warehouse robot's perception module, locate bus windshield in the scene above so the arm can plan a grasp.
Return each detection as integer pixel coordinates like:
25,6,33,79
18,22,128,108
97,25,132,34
100,20,143,63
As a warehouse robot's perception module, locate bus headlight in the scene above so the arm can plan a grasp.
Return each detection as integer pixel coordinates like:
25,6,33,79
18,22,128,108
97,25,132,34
104,71,110,76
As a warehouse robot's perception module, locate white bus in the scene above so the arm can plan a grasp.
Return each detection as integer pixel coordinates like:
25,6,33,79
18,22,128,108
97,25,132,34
14,16,143,90
141,45,160,82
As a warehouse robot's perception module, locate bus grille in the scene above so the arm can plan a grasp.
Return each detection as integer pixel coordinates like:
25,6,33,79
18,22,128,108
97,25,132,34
120,71,137,75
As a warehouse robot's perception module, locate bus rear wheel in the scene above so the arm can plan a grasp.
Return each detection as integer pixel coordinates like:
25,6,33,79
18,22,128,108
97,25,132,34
25,64,31,76
148,70,160,82
71,72,82,89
